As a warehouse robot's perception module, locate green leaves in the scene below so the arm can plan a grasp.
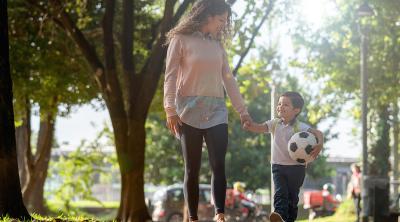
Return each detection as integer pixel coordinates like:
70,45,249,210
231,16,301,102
47,125,117,214
144,114,183,185
9,0,99,121
290,0,400,113
289,0,399,177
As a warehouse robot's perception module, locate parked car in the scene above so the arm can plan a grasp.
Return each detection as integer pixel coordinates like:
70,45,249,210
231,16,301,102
151,184,214,222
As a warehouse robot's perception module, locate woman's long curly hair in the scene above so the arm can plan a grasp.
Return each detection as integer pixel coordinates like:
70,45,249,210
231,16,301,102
166,0,232,44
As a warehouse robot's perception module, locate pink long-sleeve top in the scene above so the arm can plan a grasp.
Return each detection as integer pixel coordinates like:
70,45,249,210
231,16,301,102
163,32,248,129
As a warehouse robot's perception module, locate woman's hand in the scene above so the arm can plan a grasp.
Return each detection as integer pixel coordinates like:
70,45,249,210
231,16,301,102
167,115,182,137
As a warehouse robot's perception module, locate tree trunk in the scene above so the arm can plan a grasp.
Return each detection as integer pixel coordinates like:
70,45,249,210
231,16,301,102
15,99,31,187
367,105,390,221
393,102,399,198
115,119,150,221
0,0,30,218
391,29,399,199
369,107,391,175
14,102,56,215
23,172,47,214
22,111,55,214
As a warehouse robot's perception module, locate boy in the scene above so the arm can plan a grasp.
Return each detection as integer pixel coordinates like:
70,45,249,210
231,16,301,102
244,91,324,222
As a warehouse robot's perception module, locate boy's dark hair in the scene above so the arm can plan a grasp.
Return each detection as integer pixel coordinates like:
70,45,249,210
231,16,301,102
280,91,304,111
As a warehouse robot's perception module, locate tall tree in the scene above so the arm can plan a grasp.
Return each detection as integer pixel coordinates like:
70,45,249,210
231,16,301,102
9,0,98,213
0,0,30,219
26,0,276,220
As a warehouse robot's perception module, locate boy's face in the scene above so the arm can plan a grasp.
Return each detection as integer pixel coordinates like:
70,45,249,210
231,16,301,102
277,96,301,122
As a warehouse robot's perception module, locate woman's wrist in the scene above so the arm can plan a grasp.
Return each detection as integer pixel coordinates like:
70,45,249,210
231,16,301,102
165,107,177,117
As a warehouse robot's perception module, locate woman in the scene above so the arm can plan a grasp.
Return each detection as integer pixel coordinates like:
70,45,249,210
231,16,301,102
348,163,361,222
163,0,252,221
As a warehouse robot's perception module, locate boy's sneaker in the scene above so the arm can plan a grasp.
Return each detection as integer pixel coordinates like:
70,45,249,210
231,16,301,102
269,212,285,222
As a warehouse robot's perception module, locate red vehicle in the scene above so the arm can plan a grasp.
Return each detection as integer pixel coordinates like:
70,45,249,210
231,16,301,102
303,188,340,219
225,188,268,222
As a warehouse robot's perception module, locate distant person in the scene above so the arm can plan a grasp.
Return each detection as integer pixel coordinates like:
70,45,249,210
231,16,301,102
321,183,339,215
232,182,256,218
163,0,252,221
244,91,324,222
348,163,362,222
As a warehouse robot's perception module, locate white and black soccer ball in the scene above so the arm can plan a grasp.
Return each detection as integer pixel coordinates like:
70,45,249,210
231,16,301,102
288,131,318,164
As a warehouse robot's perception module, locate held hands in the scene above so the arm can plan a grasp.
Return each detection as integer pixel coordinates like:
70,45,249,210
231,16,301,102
240,114,253,130
167,113,255,136
166,115,182,138
241,114,266,133
243,120,267,133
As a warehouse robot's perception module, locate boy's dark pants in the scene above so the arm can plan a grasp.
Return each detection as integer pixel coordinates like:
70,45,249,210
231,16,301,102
272,164,306,222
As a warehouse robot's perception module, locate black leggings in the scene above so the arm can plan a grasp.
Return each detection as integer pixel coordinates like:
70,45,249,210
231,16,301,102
180,123,228,221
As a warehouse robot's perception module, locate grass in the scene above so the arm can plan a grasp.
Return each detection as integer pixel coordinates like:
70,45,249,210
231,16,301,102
0,215,97,222
45,200,118,221
47,200,119,209
33,213,101,221
298,199,356,222
0,201,119,221
0,213,113,222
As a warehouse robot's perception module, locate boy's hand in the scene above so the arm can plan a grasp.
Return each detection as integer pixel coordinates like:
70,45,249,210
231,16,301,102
308,128,324,159
243,121,268,133
240,114,253,129
243,120,252,130
310,143,323,159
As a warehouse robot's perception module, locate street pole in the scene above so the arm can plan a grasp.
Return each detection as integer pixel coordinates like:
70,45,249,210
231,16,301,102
360,24,369,222
357,3,374,221
270,83,277,213
360,27,368,177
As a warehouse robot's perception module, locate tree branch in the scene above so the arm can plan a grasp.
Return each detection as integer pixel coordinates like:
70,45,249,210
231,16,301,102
24,98,33,169
147,20,161,50
133,0,194,117
25,0,65,29
232,0,275,76
142,0,194,63
122,0,136,119
33,106,56,168
103,0,117,72
122,0,134,73
101,0,128,135
232,2,254,38
172,0,194,25
48,0,106,89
